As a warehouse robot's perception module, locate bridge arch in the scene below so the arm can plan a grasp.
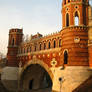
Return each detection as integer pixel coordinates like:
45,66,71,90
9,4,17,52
19,59,54,91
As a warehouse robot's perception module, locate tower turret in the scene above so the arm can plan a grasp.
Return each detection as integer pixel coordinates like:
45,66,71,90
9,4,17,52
62,0,89,28
61,0,89,66
7,28,23,66
88,2,92,67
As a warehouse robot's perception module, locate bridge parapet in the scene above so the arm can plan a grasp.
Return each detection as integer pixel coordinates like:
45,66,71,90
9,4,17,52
17,47,63,67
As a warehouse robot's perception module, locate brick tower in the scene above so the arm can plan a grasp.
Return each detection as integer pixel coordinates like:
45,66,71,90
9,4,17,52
7,29,23,67
88,4,92,67
61,0,89,66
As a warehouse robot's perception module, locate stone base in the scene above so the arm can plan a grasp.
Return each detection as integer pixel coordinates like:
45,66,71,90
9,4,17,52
51,66,92,92
1,80,18,91
1,67,19,91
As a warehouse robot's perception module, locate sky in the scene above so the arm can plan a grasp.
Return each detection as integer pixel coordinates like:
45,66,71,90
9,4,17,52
0,0,62,55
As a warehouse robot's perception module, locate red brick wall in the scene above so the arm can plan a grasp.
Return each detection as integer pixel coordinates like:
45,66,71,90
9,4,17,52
61,26,89,66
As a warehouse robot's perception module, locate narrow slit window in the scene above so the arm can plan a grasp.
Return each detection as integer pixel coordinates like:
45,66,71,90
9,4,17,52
66,13,69,27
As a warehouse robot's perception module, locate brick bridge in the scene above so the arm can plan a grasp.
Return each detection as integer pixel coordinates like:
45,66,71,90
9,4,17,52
6,0,92,92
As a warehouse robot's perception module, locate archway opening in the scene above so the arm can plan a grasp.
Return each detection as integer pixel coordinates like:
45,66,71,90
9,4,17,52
21,64,53,91
64,50,68,64
29,79,34,89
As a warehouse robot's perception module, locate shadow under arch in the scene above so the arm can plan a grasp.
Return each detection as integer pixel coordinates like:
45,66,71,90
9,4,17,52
19,59,54,91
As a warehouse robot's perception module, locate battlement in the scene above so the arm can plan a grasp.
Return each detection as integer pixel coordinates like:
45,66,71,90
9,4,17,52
22,31,60,44
62,25,88,31
9,28,23,34
62,0,88,6
30,32,43,40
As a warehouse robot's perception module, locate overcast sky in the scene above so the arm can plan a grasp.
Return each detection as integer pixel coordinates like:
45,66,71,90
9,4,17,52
0,0,62,55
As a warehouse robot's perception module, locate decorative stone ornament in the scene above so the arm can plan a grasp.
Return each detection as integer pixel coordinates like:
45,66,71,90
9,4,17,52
74,37,80,43
19,61,22,68
51,58,57,67
53,53,56,57
33,55,36,59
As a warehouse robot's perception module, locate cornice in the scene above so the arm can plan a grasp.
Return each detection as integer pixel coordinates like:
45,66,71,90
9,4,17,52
17,47,61,57
62,2,89,9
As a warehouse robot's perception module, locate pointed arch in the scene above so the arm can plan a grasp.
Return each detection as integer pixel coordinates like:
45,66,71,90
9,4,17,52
30,47,31,52
64,50,68,64
48,42,51,49
12,38,15,46
66,13,69,27
68,0,70,3
19,59,54,90
74,11,79,26
20,59,54,82
53,40,56,48
34,46,36,51
59,39,62,47
39,44,41,50
44,43,46,50
27,47,29,53
64,0,66,4
24,48,25,53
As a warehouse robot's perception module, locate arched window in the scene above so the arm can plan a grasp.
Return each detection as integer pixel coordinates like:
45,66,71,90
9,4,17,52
68,0,70,2
66,13,69,27
35,46,36,51
48,42,51,49
64,0,66,4
40,44,41,50
44,43,46,50
75,11,79,26
64,50,68,64
30,47,31,52
59,39,62,47
12,38,15,46
27,47,29,53
54,40,56,48
24,48,25,53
